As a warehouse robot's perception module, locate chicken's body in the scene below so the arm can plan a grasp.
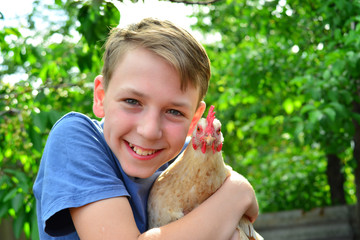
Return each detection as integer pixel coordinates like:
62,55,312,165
148,106,263,240
148,139,229,226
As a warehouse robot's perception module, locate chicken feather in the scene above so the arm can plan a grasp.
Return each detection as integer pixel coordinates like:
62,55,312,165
148,105,263,240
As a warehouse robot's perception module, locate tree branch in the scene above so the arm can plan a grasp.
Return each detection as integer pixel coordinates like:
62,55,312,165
0,81,79,100
165,0,222,5
115,0,222,6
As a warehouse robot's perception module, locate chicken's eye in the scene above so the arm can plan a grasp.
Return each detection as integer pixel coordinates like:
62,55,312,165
216,128,221,135
197,126,202,133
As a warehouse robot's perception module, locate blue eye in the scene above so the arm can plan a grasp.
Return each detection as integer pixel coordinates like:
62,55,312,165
125,99,140,105
167,109,183,116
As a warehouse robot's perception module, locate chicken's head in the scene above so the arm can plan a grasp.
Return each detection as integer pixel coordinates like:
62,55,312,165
191,105,224,154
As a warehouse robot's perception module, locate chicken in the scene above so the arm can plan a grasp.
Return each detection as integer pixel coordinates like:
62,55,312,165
147,105,263,240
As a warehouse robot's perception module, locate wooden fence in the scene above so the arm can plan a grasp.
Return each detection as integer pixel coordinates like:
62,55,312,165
254,205,359,240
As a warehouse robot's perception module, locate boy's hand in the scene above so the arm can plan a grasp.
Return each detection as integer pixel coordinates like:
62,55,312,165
225,170,259,223
229,228,240,240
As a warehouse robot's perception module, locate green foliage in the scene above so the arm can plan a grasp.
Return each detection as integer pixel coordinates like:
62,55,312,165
77,1,120,47
192,0,360,212
0,0,120,238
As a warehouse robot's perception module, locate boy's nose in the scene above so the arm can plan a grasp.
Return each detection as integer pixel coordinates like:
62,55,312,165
137,110,163,140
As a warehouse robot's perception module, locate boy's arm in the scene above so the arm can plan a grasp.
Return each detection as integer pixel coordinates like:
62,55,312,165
70,170,258,240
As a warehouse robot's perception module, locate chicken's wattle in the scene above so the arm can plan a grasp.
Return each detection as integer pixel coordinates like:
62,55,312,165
201,141,207,153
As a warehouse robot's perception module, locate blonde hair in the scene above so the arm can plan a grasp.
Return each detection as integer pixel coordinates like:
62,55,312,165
102,18,210,102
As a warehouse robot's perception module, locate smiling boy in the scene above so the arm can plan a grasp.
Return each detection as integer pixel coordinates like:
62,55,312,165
93,46,201,179
33,18,258,239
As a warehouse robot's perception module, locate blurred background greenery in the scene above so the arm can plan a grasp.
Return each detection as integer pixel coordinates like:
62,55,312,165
1,0,360,239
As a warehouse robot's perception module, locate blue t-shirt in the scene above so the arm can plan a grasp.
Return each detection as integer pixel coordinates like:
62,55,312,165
33,112,175,239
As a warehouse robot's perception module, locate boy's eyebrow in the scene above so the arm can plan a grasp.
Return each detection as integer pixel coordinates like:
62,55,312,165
123,87,192,109
125,88,146,98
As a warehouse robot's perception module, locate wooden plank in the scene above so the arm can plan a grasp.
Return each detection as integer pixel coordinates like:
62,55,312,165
257,223,353,240
253,205,355,240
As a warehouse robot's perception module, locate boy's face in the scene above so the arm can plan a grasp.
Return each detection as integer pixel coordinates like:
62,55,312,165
93,47,205,178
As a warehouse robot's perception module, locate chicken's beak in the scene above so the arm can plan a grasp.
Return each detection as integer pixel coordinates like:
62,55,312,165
203,134,216,145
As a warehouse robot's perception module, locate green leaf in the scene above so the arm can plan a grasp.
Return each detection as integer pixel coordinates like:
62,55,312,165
3,188,18,202
12,193,24,212
283,98,294,114
236,128,244,140
48,110,62,125
31,207,39,240
330,102,348,117
226,121,235,134
353,113,360,124
24,222,31,239
34,91,46,102
309,110,322,124
327,90,338,102
4,169,28,184
4,148,12,158
4,27,21,37
339,89,353,105
32,111,48,133
300,104,316,115
13,210,26,239
28,126,43,153
323,107,336,122
38,65,48,82
0,202,8,218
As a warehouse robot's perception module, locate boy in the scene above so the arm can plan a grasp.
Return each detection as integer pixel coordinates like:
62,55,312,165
33,18,258,239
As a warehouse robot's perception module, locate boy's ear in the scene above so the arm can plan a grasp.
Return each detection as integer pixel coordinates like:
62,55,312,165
187,101,206,136
93,75,105,118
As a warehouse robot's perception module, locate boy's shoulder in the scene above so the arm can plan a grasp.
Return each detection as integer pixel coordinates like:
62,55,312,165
55,111,97,125
52,111,103,132
47,112,106,148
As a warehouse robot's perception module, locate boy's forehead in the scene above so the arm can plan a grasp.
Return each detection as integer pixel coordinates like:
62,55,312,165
114,47,201,101
181,84,202,109
108,47,201,110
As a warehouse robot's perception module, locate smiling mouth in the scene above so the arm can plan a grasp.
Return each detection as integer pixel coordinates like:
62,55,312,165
128,143,158,156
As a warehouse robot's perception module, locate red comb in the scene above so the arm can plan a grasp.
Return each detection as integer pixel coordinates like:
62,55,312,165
205,105,216,133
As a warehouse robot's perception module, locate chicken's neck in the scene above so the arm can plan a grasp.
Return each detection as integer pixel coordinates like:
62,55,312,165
169,142,231,185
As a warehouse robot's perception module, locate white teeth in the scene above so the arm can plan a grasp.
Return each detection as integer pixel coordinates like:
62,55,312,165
129,143,157,156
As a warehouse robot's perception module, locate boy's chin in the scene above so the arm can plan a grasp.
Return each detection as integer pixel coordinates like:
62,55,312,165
123,167,156,179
